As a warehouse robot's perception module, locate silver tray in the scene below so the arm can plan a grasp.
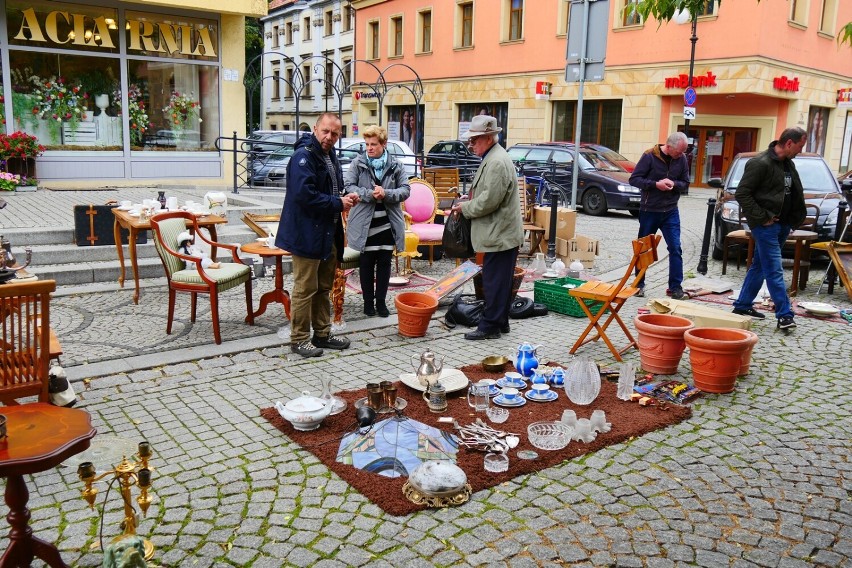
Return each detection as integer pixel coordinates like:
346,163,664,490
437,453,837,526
399,368,469,393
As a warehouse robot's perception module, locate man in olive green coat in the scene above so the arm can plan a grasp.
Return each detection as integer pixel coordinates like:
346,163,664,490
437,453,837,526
453,115,524,340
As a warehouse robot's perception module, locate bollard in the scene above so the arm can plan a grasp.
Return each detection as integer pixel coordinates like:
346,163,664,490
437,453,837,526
697,197,716,275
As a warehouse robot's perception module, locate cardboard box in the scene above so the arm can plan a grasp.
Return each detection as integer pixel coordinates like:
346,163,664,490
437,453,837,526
532,206,576,253
648,298,752,330
567,235,599,268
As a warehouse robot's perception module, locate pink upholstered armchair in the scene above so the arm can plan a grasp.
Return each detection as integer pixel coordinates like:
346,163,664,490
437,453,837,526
402,179,446,265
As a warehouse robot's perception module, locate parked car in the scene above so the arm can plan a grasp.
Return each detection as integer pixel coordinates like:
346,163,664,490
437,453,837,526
549,142,636,172
709,152,842,260
507,142,642,216
838,169,852,203
144,129,201,148
335,137,418,178
244,130,300,160
249,144,296,188
424,140,481,181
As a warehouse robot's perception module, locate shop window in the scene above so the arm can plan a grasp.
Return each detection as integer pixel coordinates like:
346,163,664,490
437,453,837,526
619,0,643,27
551,99,622,151
128,60,218,152
558,0,571,36
122,11,218,62
789,0,809,26
303,17,311,40
418,10,431,54
6,0,120,55
819,0,837,35
368,20,380,59
458,103,509,147
8,52,122,151
457,2,473,48
390,16,403,57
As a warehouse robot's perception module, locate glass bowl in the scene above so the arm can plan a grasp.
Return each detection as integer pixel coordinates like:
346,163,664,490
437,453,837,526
527,421,573,450
483,452,509,473
485,406,509,423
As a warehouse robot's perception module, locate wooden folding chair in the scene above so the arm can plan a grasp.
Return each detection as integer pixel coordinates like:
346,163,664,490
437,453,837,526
568,234,661,361
825,241,852,300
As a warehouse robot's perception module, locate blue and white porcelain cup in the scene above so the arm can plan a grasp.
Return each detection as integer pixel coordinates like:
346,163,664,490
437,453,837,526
504,372,523,386
500,387,519,402
531,384,550,398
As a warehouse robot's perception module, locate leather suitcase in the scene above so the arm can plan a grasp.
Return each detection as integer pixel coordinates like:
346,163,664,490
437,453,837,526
73,205,147,246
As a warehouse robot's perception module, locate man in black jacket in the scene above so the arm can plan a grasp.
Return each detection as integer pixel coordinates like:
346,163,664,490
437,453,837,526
732,127,807,330
276,113,359,357
629,132,690,299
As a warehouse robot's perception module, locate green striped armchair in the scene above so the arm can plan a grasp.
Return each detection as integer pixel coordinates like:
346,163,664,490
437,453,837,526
150,212,253,344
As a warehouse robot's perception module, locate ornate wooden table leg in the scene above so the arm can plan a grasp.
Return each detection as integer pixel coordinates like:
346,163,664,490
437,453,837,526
248,255,291,321
129,227,141,304
331,267,347,326
1,474,69,568
113,218,125,289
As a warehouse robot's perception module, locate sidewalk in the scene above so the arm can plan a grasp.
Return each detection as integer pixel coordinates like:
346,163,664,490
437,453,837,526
2,187,850,567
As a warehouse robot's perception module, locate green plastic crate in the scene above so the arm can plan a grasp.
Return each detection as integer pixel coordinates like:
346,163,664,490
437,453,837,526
533,276,604,317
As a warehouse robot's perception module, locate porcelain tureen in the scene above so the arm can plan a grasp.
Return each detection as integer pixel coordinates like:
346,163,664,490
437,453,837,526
275,391,332,431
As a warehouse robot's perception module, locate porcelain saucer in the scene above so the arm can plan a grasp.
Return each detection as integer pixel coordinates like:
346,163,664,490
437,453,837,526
525,390,558,402
798,301,839,316
496,378,527,390
493,395,527,408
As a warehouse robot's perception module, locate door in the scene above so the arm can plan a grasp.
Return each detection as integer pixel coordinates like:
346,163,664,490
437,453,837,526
679,126,757,187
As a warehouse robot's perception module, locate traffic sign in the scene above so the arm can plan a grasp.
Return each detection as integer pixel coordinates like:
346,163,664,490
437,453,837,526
683,106,696,120
684,87,697,106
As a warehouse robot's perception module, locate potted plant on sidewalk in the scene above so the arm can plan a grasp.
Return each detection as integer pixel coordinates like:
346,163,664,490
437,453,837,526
0,131,46,189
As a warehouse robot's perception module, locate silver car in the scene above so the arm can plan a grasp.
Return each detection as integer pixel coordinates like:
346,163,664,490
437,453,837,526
336,137,418,178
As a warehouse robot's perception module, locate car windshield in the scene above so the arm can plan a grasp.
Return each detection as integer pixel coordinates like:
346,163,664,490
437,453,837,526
580,150,623,172
728,156,838,194
263,145,295,163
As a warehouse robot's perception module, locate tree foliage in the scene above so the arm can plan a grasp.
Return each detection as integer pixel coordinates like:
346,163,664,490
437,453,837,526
245,17,264,132
634,0,851,47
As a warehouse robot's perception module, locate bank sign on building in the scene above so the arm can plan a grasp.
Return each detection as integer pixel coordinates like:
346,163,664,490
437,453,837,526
0,0,264,184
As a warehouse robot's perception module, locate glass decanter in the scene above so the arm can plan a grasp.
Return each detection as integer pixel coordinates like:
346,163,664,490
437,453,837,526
320,375,347,416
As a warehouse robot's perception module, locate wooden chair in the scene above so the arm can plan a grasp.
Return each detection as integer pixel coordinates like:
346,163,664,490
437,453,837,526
150,212,253,345
825,241,852,300
518,179,545,258
402,178,447,265
422,168,460,208
0,280,56,405
721,211,751,275
569,234,661,361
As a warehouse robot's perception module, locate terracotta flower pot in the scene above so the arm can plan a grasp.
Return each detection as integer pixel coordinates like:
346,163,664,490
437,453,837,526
394,292,439,338
684,327,755,393
634,313,695,374
474,266,526,301
738,329,760,376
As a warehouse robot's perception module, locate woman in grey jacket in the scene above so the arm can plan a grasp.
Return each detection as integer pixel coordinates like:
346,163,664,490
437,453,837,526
344,126,410,317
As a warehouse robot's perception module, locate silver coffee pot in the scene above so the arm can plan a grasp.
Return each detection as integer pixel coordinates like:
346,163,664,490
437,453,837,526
410,349,444,387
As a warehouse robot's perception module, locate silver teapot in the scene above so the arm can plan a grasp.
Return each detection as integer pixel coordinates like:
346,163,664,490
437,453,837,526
410,349,444,387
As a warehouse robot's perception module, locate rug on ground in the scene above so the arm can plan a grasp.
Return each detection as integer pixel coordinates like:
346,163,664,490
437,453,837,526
259,362,692,516
689,292,850,325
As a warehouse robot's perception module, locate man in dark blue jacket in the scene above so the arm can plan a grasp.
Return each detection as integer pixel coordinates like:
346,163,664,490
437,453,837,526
629,132,690,299
276,113,359,358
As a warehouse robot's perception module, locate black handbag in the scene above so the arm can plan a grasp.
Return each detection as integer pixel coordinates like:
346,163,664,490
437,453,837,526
445,294,485,328
442,210,475,259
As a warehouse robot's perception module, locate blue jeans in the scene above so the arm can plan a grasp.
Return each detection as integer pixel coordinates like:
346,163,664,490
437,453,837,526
733,223,793,319
637,209,683,291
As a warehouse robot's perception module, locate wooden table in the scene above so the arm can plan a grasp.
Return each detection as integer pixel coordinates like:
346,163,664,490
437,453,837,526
0,404,96,568
785,230,818,296
112,210,227,304
240,241,292,321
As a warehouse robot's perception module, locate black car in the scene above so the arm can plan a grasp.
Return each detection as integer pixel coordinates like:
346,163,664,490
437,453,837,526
709,152,842,260
424,140,481,181
507,143,642,216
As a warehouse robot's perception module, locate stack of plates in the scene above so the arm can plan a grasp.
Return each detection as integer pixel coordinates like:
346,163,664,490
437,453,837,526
493,395,526,408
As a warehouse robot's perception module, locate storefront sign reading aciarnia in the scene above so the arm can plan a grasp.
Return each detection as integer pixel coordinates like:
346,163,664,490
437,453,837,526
12,7,217,57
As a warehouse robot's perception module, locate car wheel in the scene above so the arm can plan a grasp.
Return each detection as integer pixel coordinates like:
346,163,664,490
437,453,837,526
581,188,607,216
711,224,724,260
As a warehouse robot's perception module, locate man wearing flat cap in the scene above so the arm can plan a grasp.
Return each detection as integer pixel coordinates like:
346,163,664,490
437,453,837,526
452,115,524,340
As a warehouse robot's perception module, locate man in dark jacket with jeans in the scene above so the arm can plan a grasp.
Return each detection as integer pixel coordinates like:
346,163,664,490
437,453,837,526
629,132,690,299
276,113,359,357
732,127,807,330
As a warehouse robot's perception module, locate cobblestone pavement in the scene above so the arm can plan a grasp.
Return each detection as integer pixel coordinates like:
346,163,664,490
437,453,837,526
1,187,850,567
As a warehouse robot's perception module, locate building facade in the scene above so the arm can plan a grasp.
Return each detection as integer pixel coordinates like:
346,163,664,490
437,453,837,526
261,0,355,135
350,0,852,187
0,0,265,185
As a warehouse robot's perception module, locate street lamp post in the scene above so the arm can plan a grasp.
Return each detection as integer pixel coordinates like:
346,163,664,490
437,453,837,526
681,10,698,133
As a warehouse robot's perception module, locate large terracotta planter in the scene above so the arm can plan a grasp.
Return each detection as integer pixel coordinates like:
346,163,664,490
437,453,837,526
738,330,760,375
634,313,695,374
394,292,439,338
684,327,756,393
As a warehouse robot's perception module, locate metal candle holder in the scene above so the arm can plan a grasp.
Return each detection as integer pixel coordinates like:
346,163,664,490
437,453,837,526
77,441,156,560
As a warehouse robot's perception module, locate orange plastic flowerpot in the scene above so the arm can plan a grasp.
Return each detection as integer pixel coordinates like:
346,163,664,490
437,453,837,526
394,292,439,338
738,330,760,376
684,327,755,393
633,313,695,375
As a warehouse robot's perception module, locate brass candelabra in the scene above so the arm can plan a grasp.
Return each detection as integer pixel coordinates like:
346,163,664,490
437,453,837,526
77,441,156,560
